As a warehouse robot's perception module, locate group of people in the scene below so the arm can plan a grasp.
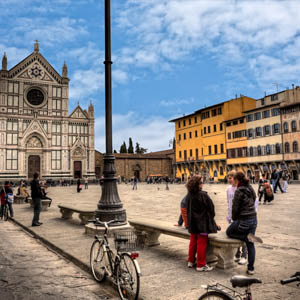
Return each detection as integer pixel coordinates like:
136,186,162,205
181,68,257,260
176,171,262,275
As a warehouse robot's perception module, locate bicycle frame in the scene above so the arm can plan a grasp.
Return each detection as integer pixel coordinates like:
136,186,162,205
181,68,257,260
202,283,252,300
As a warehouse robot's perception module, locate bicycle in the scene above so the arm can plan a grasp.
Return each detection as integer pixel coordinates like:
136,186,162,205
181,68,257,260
89,219,144,300
0,202,9,221
198,275,262,299
281,272,300,286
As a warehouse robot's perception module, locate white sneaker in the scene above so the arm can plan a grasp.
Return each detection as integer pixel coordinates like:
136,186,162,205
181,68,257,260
238,257,247,265
196,265,213,272
247,269,255,275
187,262,194,268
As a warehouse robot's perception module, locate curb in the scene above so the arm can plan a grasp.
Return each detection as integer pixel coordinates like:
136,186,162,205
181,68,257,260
9,217,119,298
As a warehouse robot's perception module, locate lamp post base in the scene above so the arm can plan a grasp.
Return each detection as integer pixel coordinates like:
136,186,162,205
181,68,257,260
95,154,127,226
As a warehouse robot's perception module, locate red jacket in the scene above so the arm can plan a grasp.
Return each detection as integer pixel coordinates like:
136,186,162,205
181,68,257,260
0,185,13,205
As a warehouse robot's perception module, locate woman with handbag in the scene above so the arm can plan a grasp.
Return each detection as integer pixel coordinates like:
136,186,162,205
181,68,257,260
186,176,220,272
0,181,14,218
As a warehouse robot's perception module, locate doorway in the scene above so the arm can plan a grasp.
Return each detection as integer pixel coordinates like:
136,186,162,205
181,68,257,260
134,170,140,181
292,170,298,181
74,161,82,178
28,155,40,179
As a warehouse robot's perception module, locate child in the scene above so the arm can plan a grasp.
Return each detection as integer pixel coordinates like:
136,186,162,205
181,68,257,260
174,195,188,228
0,181,14,219
226,171,248,265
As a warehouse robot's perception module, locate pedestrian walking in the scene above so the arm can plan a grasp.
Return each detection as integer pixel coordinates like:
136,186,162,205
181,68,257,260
77,178,82,193
132,175,138,190
258,174,274,204
226,171,248,265
282,171,288,193
0,181,14,219
226,171,263,275
31,172,43,227
165,176,169,190
84,177,88,189
273,169,284,193
186,176,221,272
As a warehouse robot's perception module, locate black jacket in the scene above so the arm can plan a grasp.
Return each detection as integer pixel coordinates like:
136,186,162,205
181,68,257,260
232,184,257,221
186,191,218,234
31,179,42,199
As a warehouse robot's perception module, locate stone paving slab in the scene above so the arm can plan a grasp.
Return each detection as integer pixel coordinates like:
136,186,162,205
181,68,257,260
10,183,300,299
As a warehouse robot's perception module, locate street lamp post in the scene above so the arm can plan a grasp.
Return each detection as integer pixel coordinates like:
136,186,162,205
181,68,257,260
95,0,127,225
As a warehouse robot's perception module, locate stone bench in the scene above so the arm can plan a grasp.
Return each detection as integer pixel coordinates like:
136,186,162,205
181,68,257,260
57,205,95,225
29,198,51,211
14,195,26,204
129,218,244,269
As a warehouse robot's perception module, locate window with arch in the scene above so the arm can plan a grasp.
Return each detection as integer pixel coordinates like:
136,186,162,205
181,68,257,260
291,120,297,132
285,142,290,153
213,170,218,177
293,141,298,153
273,123,280,134
264,125,270,136
249,147,254,156
255,127,262,137
275,143,281,154
266,144,271,155
248,129,253,138
257,146,262,156
283,122,288,133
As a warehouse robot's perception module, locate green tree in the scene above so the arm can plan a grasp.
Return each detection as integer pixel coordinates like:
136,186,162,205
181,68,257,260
119,141,127,153
128,137,134,153
140,147,148,154
113,149,117,153
135,142,141,154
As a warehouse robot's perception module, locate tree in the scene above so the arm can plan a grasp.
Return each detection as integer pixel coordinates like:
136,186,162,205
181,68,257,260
119,141,127,153
135,142,141,154
128,137,134,153
172,137,176,150
113,150,117,153
136,142,147,154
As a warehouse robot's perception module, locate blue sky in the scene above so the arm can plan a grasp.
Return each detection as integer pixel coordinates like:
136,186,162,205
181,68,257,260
1,0,300,152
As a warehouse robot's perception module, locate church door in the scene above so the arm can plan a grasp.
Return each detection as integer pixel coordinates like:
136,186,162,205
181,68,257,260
28,155,40,179
74,161,82,178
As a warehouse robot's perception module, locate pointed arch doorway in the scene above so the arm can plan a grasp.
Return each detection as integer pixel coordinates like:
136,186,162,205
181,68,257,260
28,155,40,179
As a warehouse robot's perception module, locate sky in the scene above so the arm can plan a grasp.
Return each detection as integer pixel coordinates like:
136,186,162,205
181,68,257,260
1,0,300,152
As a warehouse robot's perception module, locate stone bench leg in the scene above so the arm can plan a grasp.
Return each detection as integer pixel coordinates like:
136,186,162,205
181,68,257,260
206,243,218,265
145,231,161,247
41,201,50,212
211,245,238,269
60,208,73,220
79,213,94,225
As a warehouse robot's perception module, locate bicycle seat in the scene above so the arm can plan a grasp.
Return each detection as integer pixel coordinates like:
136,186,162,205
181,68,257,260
231,275,262,288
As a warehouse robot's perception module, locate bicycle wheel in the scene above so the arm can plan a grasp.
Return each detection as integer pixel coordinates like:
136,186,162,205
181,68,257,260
90,240,107,282
198,291,231,300
3,205,8,221
116,253,140,300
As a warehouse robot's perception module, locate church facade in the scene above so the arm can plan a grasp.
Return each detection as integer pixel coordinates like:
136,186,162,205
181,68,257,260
0,42,95,181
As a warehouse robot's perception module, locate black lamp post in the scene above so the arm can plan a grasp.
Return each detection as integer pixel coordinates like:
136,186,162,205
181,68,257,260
95,0,127,225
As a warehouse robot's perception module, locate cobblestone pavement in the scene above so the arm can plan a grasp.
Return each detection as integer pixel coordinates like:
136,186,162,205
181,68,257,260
0,221,118,300
10,182,300,299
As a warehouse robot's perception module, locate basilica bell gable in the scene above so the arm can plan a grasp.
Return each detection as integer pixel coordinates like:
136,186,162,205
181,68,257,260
0,41,95,180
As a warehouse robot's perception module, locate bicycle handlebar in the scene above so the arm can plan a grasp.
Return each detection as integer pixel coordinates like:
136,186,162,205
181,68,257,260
280,276,300,285
88,218,119,227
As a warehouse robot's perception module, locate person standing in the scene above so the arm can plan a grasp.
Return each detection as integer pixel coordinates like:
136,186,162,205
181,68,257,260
226,172,262,275
226,171,248,265
77,178,82,193
84,177,88,189
282,171,288,193
165,176,169,190
186,176,220,272
258,174,268,204
132,175,138,190
0,181,14,219
31,172,43,227
273,169,284,193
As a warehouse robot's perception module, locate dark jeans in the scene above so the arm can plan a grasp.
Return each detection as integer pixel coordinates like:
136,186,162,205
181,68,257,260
226,217,257,271
178,214,183,226
274,179,283,193
32,198,41,225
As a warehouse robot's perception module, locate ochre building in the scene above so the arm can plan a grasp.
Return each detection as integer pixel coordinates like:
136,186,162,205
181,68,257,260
0,42,95,181
170,87,300,182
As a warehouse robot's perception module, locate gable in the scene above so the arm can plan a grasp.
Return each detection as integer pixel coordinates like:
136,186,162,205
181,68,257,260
16,61,55,82
69,106,88,119
8,52,62,84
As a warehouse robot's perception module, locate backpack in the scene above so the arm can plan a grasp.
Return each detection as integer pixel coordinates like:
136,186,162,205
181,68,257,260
5,192,14,204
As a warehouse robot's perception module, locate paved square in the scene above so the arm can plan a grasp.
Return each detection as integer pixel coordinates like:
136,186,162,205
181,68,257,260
12,182,300,299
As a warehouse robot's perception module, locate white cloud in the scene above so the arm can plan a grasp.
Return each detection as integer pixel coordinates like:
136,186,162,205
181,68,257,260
116,0,300,88
94,112,174,152
160,98,194,107
0,44,30,68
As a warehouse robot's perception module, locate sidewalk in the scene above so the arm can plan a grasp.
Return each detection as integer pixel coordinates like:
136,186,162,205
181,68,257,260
10,184,300,299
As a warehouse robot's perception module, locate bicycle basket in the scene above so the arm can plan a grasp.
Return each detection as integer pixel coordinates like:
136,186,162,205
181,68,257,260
113,230,145,252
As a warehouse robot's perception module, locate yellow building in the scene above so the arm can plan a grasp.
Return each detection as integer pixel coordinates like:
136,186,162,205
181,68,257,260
170,96,256,181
